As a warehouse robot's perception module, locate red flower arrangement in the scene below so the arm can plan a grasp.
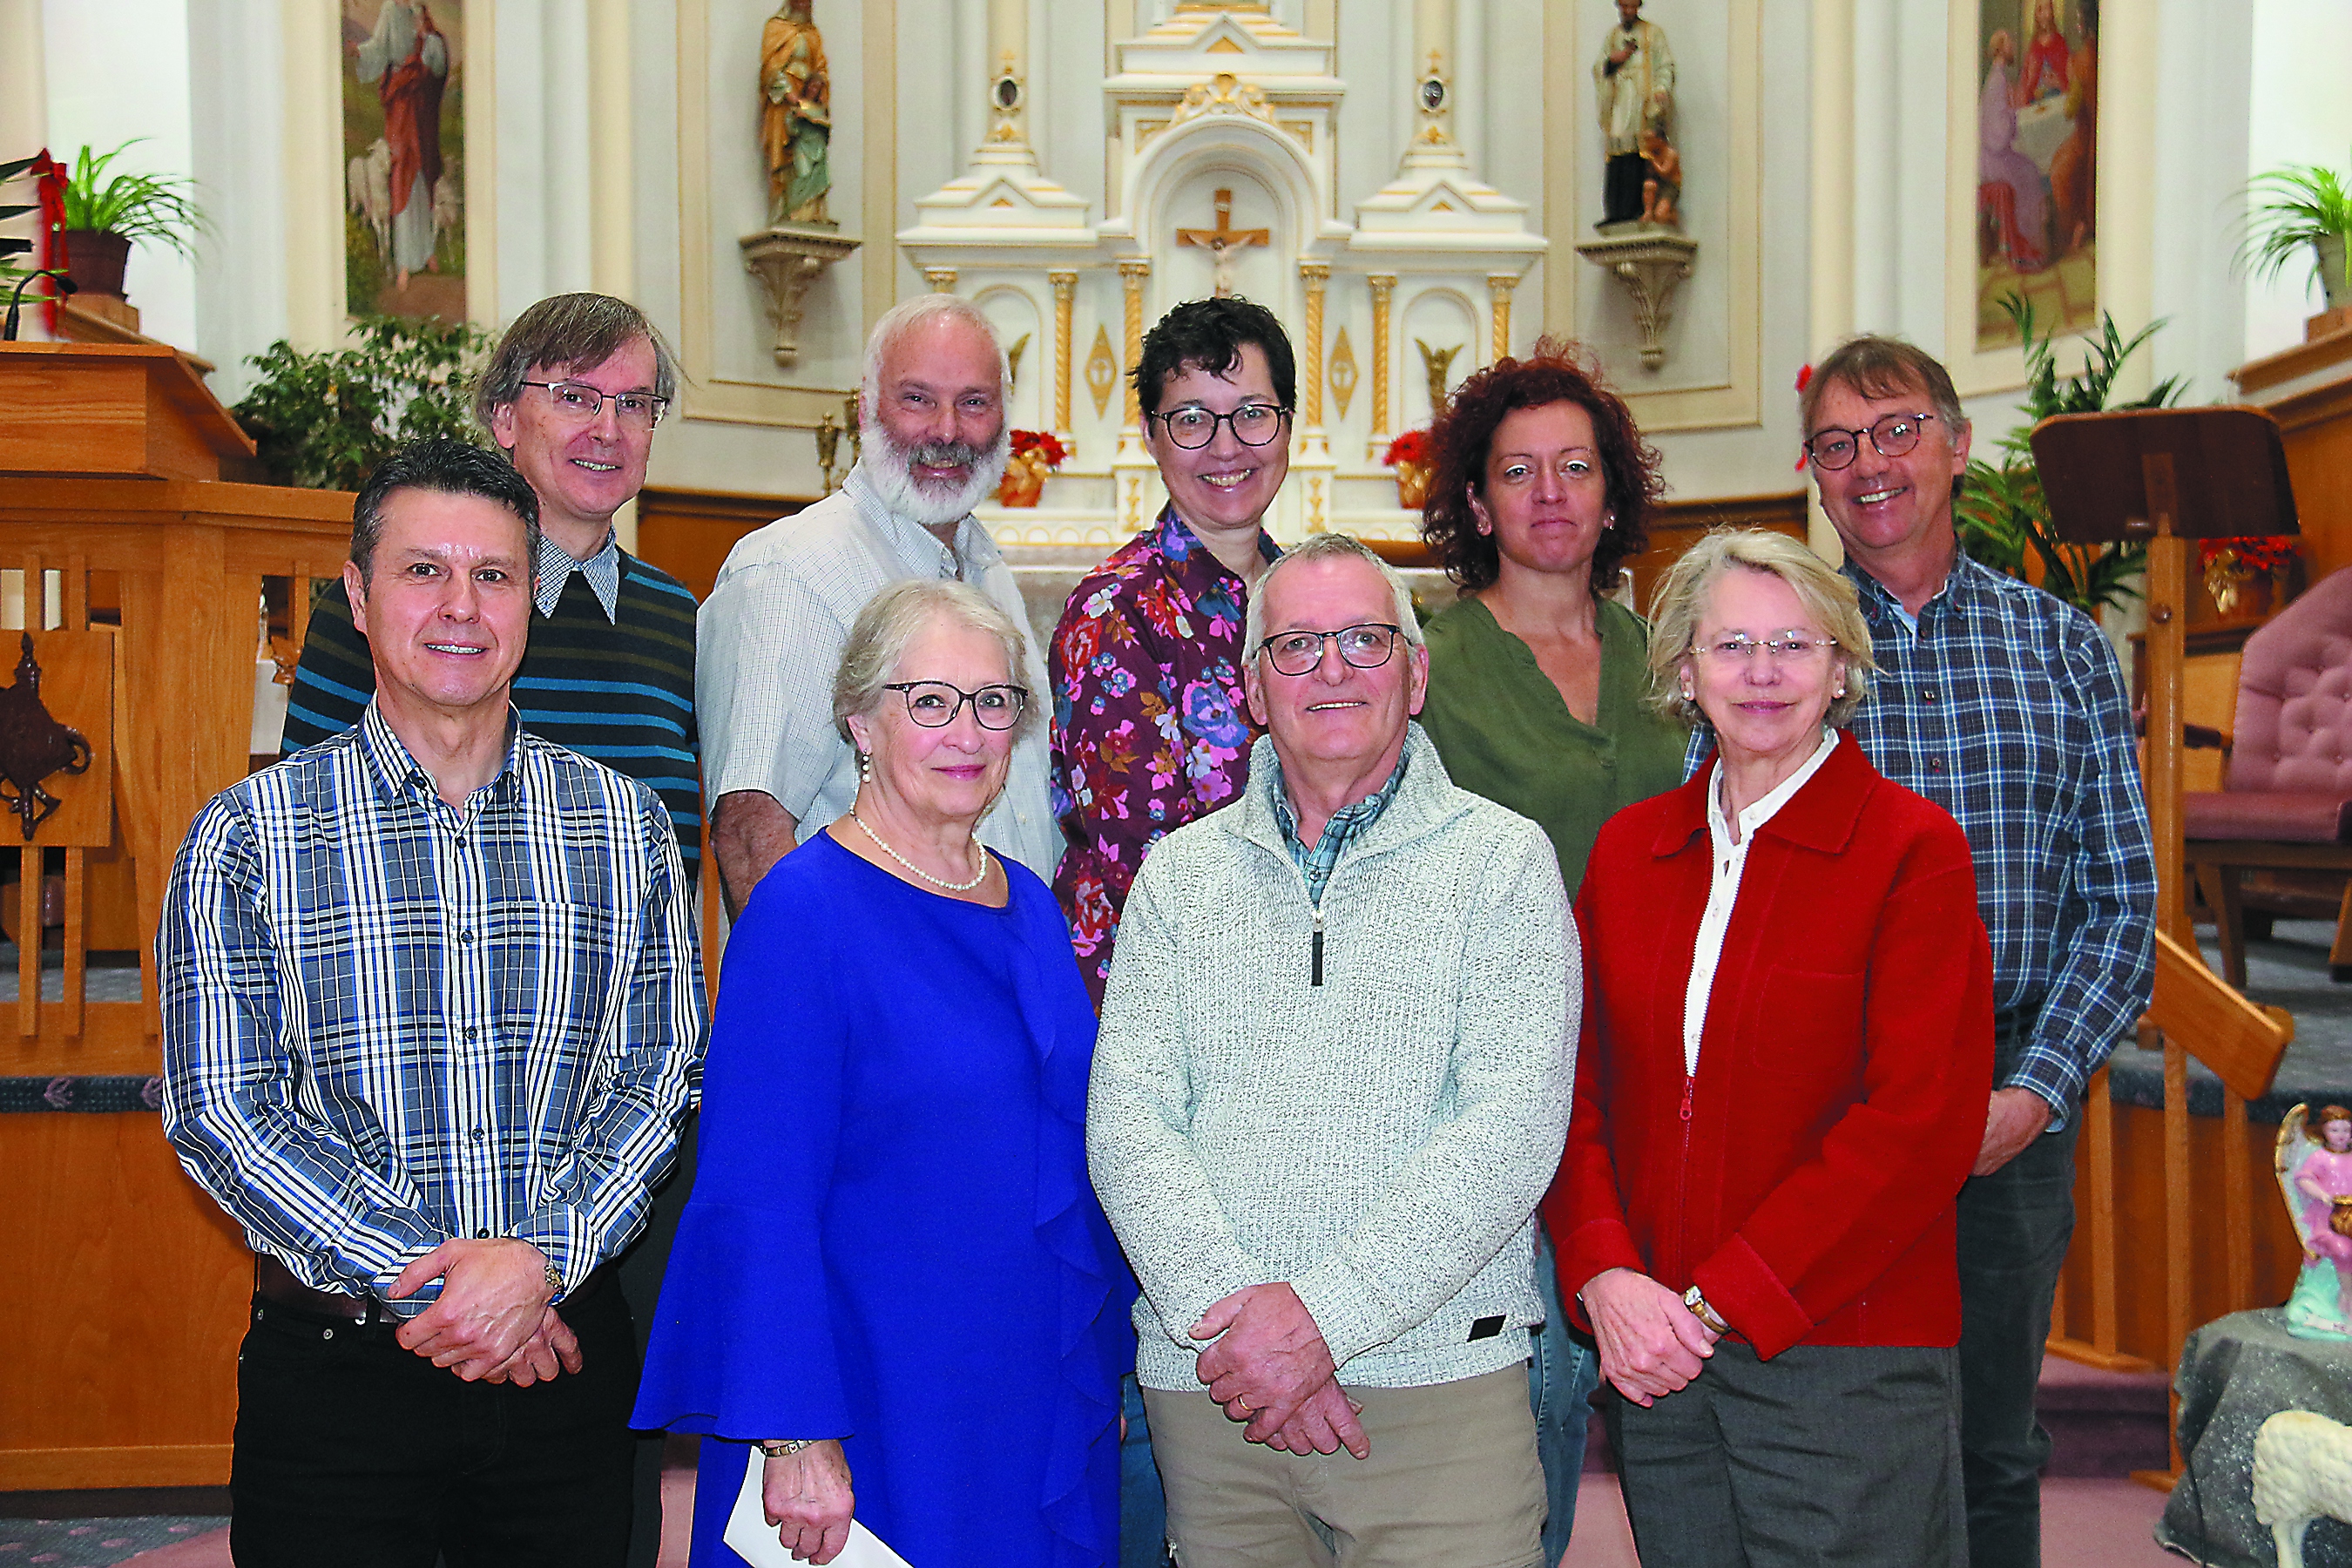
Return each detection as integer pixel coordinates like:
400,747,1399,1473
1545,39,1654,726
2200,536,2297,575
1009,429,1068,470
1382,429,1430,468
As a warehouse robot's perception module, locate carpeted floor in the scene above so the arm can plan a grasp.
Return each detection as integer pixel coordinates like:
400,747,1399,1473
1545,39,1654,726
0,1515,223,1565
2107,918,2352,1120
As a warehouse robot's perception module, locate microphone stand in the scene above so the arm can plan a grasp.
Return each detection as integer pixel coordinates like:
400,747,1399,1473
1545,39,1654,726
3,270,79,341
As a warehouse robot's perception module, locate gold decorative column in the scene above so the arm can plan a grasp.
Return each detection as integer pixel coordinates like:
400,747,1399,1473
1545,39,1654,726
1299,262,1330,428
1488,274,1516,361
1368,274,1396,458
1049,270,1078,444
923,266,958,293
1119,259,1151,433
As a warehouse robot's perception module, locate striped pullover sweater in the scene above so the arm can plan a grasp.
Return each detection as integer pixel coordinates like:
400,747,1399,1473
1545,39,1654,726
281,555,702,869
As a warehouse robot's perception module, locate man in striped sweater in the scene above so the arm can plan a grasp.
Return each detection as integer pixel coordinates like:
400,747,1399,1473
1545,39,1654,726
280,293,701,875
278,293,703,1568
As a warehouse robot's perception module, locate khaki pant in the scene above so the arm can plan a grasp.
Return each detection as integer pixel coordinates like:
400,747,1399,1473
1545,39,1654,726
1143,1366,1544,1568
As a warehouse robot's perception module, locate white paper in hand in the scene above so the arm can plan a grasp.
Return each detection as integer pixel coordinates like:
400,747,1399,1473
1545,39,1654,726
724,1445,914,1568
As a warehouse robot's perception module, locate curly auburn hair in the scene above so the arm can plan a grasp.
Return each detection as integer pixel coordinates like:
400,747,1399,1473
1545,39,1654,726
1418,338,1663,596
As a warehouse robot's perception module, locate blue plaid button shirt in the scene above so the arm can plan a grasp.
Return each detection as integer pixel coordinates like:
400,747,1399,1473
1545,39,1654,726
1685,551,2156,1127
1270,741,1411,905
160,703,705,1316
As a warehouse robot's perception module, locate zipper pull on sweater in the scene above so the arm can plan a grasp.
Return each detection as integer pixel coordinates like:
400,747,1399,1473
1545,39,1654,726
1311,907,1325,987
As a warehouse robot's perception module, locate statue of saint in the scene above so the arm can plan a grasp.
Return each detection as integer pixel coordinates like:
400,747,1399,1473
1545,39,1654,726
761,0,833,226
1594,0,1675,229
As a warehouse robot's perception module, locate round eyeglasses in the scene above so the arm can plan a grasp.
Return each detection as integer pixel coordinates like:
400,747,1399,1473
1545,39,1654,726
520,380,670,430
1693,634,1839,666
882,680,1029,730
1150,403,1292,450
1802,412,1935,471
1257,624,1404,677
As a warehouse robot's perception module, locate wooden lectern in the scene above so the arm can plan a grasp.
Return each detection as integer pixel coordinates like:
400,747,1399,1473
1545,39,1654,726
2032,407,2301,1478
0,343,355,1489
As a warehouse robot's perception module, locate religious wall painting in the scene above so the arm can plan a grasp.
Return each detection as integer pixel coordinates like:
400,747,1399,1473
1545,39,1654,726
342,0,467,324
1974,0,2098,350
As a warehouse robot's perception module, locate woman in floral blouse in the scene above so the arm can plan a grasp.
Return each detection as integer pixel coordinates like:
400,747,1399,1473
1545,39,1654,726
1048,297,1294,1008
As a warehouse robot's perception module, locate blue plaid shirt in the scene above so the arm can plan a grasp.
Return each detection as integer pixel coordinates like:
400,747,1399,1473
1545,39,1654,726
160,704,705,1315
1685,551,2156,1127
1270,740,1412,905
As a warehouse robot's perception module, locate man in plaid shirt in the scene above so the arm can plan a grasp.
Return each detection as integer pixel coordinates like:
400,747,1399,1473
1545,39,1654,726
1794,336,2156,1567
159,440,703,1566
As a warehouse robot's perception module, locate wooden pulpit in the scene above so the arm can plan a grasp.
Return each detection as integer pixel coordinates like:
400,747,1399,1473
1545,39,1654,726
0,343,355,1489
2032,407,2301,1477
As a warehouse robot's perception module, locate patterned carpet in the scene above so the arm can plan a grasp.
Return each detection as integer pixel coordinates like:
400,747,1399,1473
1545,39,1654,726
0,1516,223,1566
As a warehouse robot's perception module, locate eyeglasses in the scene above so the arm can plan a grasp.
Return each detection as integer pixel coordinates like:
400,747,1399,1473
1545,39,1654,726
519,380,670,430
1802,412,1936,471
1257,624,1404,677
882,680,1030,730
1149,403,1292,450
1693,634,1840,666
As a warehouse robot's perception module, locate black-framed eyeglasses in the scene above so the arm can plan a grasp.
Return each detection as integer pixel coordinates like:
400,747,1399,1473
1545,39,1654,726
1802,412,1936,471
519,380,671,430
882,680,1030,730
1257,624,1404,677
1149,403,1293,450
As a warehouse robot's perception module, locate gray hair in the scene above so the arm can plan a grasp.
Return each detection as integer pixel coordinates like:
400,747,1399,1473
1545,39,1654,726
1801,334,1968,449
1644,528,1877,729
474,293,682,431
1243,532,1425,659
860,293,1009,424
833,578,1039,745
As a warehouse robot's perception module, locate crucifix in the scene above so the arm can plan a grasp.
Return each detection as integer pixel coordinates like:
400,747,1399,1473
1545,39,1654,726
1176,188,1270,298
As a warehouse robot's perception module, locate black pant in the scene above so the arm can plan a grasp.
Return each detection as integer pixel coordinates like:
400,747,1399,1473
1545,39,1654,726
1603,152,1650,226
618,1113,698,1568
228,1270,638,1568
1957,1113,2080,1568
1609,1340,1967,1566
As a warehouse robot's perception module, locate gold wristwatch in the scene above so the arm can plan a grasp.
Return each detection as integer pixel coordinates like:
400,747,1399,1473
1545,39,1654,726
1681,1284,1728,1335
760,1439,818,1458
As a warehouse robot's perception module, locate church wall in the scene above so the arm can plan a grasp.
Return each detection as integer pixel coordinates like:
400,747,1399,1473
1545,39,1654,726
2242,0,2352,362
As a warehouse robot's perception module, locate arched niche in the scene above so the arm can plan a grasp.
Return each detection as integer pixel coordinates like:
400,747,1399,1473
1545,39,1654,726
1400,287,1480,429
974,285,1045,432
1122,112,1328,326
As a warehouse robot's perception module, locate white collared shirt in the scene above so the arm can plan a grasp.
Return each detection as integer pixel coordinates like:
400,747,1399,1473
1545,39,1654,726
1681,727,1842,1078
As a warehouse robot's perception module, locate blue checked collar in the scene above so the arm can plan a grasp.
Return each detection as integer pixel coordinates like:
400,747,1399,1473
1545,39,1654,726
534,528,623,621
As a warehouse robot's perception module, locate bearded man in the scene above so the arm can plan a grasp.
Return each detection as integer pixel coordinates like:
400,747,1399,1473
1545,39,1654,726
699,294,1061,915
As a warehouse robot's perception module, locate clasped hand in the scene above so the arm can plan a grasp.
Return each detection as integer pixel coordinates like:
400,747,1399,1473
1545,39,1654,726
1191,1282,1369,1459
389,1236,578,1385
1581,1267,1718,1407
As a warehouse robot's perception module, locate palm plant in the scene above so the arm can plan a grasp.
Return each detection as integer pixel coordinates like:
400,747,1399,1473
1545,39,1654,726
57,140,206,256
2239,156,2352,304
1955,294,2185,617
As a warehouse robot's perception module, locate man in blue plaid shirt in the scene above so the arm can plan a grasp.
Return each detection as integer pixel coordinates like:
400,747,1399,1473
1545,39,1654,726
1792,336,2156,1567
160,440,704,1566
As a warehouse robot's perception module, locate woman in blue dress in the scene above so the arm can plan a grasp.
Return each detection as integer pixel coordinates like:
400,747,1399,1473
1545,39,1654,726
632,579,1130,1566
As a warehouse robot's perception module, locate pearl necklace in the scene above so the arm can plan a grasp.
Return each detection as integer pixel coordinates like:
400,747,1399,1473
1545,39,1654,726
850,808,990,892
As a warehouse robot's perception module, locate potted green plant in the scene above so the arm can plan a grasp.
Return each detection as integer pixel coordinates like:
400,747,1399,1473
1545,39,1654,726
53,139,206,302
2240,153,2352,310
1955,294,2185,618
230,314,494,490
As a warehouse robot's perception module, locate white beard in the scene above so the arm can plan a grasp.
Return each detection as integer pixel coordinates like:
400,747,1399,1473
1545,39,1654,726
862,421,1012,528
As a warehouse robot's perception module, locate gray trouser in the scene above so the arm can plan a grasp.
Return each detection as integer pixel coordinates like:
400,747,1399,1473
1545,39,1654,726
1145,1365,1544,1568
1608,1340,1968,1567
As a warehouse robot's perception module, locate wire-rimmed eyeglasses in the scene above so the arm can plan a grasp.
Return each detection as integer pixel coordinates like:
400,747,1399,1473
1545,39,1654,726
1693,634,1839,666
1802,412,1936,471
1257,624,1404,677
519,380,671,430
1149,403,1292,450
882,680,1030,730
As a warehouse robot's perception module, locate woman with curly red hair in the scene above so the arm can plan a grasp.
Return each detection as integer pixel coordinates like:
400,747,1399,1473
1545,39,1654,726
1415,338,1688,1564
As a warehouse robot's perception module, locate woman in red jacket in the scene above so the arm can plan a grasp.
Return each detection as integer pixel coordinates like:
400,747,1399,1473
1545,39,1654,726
1548,528,1992,1565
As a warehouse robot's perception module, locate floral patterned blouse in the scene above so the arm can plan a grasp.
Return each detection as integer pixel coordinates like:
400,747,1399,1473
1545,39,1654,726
1049,508,1281,1007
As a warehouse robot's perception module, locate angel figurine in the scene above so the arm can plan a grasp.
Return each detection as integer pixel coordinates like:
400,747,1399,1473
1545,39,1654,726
2276,1104,2352,1340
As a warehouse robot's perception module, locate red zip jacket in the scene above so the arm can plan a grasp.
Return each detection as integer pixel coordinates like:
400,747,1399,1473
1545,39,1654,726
1546,732,1994,1359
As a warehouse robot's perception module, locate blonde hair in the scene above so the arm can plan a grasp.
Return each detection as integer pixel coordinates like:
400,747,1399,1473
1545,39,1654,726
1645,528,1877,729
832,579,1037,745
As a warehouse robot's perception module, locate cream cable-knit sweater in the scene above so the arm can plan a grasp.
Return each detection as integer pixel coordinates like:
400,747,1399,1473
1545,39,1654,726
1088,725,1578,1392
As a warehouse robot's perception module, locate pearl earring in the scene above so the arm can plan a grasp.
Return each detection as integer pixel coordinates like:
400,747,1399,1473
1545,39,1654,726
857,749,872,783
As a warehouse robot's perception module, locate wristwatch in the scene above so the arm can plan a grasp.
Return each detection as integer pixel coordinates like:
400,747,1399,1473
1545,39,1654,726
543,1260,564,1298
760,1438,818,1458
1682,1284,1728,1335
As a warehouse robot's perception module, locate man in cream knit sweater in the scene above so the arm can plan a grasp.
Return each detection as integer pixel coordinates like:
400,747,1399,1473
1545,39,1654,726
1088,533,1577,1567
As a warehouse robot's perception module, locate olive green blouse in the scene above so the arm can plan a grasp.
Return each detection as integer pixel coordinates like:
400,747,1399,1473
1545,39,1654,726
1418,594,1690,899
